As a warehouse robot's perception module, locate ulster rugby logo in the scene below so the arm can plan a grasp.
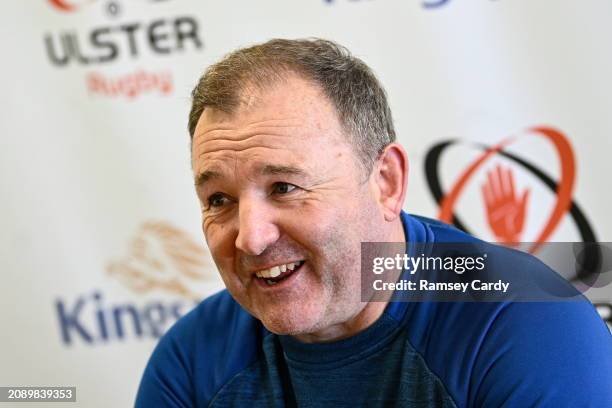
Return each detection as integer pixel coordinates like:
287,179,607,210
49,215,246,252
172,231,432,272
107,221,217,300
43,0,203,98
424,127,612,317
424,126,597,252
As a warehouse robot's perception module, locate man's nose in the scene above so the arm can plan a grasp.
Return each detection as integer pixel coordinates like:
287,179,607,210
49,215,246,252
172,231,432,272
235,198,280,256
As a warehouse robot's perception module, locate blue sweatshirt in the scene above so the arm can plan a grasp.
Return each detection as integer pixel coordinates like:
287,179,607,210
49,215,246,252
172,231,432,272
135,212,612,407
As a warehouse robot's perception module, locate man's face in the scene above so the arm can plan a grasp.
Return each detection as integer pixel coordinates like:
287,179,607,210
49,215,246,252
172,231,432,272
192,75,387,337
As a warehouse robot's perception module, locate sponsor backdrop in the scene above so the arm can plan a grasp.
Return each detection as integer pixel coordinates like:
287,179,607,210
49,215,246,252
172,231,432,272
1,0,611,406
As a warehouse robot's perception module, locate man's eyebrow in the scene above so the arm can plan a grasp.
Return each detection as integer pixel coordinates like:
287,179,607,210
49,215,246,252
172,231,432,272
194,169,222,186
194,165,307,187
261,164,307,177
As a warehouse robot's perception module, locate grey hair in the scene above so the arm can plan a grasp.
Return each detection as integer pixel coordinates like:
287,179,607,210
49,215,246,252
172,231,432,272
188,38,396,174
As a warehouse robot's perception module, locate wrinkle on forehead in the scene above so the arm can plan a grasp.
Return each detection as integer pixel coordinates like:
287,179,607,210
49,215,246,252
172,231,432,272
196,145,297,165
199,118,301,137
192,124,309,170
193,118,302,152
193,118,344,165
191,74,351,173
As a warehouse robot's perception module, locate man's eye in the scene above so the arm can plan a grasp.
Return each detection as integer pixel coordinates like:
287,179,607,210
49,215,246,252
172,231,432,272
272,182,297,195
207,193,228,208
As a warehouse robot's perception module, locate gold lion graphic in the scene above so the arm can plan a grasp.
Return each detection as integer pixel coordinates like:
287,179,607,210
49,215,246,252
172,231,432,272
107,221,216,300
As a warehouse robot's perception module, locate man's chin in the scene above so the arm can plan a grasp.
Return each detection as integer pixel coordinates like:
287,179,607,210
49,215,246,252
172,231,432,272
258,313,321,337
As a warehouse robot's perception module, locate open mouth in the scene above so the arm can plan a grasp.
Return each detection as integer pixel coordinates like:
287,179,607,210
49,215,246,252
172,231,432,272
255,260,305,286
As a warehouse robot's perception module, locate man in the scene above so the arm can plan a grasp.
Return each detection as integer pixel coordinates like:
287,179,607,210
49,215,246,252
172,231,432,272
135,39,612,407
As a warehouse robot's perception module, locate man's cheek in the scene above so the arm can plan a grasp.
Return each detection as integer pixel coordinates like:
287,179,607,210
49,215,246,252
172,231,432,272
206,250,236,288
217,268,242,295
206,231,235,265
215,257,236,279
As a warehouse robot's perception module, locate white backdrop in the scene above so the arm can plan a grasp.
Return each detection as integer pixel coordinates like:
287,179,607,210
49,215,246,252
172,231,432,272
1,0,611,406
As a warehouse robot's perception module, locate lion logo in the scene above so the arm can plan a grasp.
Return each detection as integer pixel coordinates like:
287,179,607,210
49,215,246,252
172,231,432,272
107,221,217,300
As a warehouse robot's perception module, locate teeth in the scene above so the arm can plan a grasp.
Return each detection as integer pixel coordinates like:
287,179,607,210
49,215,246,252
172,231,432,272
256,261,302,279
269,266,281,278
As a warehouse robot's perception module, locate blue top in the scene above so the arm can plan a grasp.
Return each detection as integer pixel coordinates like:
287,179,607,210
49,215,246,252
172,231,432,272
135,212,612,407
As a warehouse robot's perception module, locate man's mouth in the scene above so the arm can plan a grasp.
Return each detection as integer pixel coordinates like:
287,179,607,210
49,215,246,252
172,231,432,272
254,260,305,286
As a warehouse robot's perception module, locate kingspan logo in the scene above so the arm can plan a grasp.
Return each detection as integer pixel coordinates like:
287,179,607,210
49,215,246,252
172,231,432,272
55,221,219,346
55,291,192,346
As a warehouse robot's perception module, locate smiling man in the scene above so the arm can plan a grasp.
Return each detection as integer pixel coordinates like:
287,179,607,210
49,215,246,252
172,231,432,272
135,39,612,407
189,65,404,343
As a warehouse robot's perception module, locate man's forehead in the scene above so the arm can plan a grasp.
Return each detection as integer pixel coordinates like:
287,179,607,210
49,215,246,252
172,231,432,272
193,75,342,136
190,74,357,185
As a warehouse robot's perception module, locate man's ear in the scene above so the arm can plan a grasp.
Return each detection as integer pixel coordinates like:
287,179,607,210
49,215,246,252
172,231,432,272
371,143,409,222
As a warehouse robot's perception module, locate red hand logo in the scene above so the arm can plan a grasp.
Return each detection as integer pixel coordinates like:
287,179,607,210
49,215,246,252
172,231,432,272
481,165,530,245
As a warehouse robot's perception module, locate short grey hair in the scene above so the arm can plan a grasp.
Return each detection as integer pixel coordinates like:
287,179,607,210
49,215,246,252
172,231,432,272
188,38,396,174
